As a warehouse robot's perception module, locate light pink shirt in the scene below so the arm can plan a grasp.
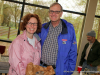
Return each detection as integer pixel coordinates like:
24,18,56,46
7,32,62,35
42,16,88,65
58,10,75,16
8,30,41,75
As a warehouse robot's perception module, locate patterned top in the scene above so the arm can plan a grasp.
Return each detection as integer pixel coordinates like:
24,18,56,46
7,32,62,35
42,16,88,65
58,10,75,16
41,21,62,65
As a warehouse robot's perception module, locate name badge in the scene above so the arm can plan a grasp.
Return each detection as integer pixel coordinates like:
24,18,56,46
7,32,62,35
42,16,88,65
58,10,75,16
62,39,67,44
63,41,66,44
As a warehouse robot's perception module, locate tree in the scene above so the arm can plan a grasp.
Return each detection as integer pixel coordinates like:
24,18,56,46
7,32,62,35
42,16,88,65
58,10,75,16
2,3,11,27
94,0,100,41
1,1,21,29
23,0,51,23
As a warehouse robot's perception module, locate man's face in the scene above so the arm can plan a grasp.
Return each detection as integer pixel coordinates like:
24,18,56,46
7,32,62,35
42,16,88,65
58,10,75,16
87,36,94,43
49,4,63,23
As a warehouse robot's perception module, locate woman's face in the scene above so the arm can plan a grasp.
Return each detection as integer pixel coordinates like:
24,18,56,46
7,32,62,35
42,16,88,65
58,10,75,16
25,17,38,34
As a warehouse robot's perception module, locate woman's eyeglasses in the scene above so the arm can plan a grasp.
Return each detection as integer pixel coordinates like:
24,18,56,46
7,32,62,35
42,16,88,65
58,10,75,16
27,22,37,26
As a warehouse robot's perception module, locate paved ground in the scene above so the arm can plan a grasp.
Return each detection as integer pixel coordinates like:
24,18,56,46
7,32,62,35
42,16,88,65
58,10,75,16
72,71,80,75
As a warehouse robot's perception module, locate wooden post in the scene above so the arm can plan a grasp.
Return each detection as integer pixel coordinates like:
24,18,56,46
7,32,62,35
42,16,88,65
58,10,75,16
7,27,11,40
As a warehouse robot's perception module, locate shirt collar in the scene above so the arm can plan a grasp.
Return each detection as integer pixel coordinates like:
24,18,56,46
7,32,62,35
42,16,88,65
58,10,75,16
43,19,68,34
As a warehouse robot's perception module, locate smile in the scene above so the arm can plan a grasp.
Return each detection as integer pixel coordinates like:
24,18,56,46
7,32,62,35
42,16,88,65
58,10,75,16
30,29,34,30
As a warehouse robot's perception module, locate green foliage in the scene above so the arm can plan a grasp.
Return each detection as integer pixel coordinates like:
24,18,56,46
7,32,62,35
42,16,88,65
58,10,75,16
0,1,21,29
0,0,100,42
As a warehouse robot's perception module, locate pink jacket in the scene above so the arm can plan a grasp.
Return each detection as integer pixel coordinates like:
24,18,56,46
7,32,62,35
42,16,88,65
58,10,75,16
8,30,41,75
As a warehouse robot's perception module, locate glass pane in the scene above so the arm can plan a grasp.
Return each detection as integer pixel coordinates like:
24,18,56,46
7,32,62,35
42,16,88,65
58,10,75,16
95,0,100,16
92,18,100,42
58,0,87,13
0,1,22,41
61,12,84,46
23,5,50,24
25,0,56,7
4,0,23,2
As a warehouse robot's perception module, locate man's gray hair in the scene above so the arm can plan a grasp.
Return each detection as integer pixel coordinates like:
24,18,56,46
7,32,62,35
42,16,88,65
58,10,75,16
49,2,63,11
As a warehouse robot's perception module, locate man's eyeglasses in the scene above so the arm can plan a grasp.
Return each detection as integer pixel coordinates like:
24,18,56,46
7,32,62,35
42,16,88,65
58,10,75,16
27,22,37,26
49,10,62,14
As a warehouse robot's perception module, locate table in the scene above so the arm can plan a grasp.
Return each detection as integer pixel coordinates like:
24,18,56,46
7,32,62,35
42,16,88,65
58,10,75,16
0,62,9,75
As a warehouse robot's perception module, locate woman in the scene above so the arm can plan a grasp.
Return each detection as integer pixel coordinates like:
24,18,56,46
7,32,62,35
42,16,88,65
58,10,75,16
8,13,42,75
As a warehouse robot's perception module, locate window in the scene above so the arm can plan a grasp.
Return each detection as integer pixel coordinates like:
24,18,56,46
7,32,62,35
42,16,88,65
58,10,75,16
24,5,49,24
58,0,87,13
95,0,100,16
93,0,100,42
25,0,56,7
0,1,22,40
0,0,88,47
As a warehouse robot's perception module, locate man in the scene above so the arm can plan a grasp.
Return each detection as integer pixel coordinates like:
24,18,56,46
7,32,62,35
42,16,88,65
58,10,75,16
79,30,100,71
39,2,77,75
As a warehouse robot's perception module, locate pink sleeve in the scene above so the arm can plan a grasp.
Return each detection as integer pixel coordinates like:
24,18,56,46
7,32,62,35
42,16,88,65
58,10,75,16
9,40,25,75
